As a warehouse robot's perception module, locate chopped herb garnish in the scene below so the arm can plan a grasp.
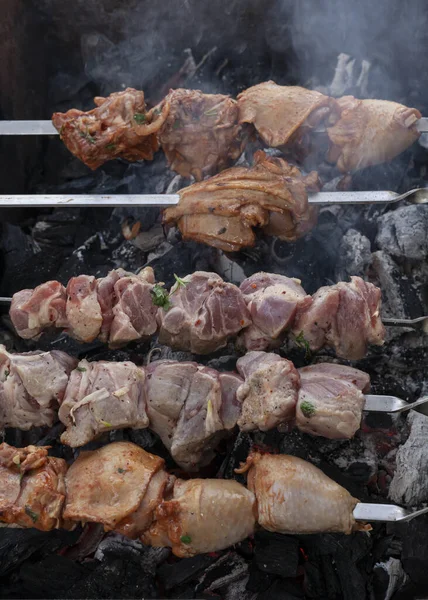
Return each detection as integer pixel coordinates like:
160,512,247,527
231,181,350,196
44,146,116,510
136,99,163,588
180,535,192,544
79,129,96,144
170,274,187,295
117,468,127,474
133,113,147,124
25,506,39,523
100,420,113,428
151,284,171,310
76,366,87,372
300,401,316,418
153,107,161,116
204,107,218,117
106,143,116,151
294,331,312,359
3,368,10,380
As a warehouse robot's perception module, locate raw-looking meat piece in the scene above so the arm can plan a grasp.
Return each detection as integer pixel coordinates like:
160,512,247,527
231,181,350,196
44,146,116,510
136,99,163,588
163,151,320,252
52,88,166,170
238,81,339,147
59,360,148,447
64,442,166,531
96,268,128,343
66,275,102,343
0,345,77,430
292,276,385,360
10,281,67,340
327,96,421,172
240,452,361,534
142,478,256,557
109,267,158,347
158,272,251,354
146,360,242,470
239,272,312,350
296,363,370,439
236,351,300,431
0,443,68,531
157,88,247,180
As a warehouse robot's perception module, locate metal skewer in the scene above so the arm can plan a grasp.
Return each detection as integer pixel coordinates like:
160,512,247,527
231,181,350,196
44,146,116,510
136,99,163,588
353,502,428,523
364,394,428,416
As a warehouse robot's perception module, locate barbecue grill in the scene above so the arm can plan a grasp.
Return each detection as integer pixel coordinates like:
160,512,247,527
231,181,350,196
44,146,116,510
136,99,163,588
2,1,428,599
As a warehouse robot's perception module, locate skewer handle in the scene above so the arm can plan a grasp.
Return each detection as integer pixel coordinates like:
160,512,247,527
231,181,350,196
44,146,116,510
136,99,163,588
353,502,428,523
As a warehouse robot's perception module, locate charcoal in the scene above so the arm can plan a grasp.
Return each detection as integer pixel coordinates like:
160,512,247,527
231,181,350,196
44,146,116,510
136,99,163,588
376,205,428,260
394,514,428,587
335,228,371,280
372,557,407,600
257,580,303,600
253,531,299,578
196,553,249,594
157,555,219,591
246,565,274,593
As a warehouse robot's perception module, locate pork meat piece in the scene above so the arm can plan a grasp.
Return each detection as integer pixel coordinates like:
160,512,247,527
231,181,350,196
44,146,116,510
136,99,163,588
158,271,251,354
64,442,166,531
66,275,103,342
96,268,129,343
292,276,385,359
10,281,67,340
238,81,339,148
109,267,158,347
0,345,77,430
59,359,148,447
146,360,242,470
236,351,299,431
163,151,320,252
142,478,256,557
0,443,68,531
327,96,421,172
296,363,369,439
157,88,247,180
241,452,360,534
52,88,166,170
239,272,312,350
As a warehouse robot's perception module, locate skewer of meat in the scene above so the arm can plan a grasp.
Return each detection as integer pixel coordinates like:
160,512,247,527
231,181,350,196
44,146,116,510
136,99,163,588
0,441,369,557
8,269,385,361
0,344,375,471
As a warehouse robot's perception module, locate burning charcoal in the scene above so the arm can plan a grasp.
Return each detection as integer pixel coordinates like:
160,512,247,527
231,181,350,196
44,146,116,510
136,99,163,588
157,555,219,591
253,531,299,577
196,553,249,595
373,557,407,600
376,205,428,260
395,514,428,588
335,229,371,280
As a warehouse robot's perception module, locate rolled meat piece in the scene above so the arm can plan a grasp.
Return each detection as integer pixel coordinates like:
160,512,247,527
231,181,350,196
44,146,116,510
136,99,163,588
163,151,320,252
238,272,312,351
240,452,361,535
326,96,421,172
236,351,300,431
157,88,247,180
296,363,370,439
0,443,69,531
142,478,256,558
157,271,251,354
52,88,165,170
237,81,340,148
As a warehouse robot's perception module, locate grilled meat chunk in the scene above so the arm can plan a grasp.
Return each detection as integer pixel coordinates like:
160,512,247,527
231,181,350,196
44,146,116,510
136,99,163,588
239,272,312,350
0,345,77,430
66,275,102,343
236,351,299,431
163,151,320,252
157,88,246,180
292,276,385,360
327,96,421,172
52,88,165,170
158,271,251,354
0,443,68,531
146,360,242,470
59,359,148,447
241,452,360,534
238,81,339,148
10,281,67,340
297,363,370,439
143,478,256,557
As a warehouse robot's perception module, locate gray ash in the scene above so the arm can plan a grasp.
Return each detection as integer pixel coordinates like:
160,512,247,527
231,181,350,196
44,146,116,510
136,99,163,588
2,0,428,598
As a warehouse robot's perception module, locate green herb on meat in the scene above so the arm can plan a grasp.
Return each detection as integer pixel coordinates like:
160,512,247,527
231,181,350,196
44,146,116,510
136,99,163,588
300,401,316,418
106,143,116,151
100,420,113,428
76,366,87,372
79,129,96,144
151,284,171,310
25,506,39,523
133,113,147,124
294,331,312,359
180,535,192,544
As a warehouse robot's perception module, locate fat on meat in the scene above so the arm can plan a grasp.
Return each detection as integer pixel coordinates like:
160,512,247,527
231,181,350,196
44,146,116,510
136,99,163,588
52,88,164,170
66,275,102,342
239,272,312,350
157,88,247,180
241,452,360,534
292,276,385,360
10,281,67,340
163,151,320,252
109,267,158,347
143,478,256,557
0,443,68,531
327,96,421,172
238,81,339,147
0,345,77,430
296,363,369,439
59,359,148,447
236,351,300,431
158,271,251,354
